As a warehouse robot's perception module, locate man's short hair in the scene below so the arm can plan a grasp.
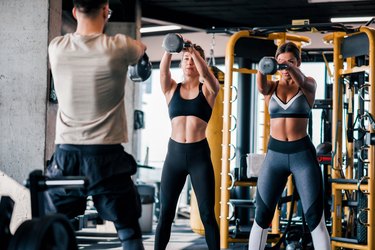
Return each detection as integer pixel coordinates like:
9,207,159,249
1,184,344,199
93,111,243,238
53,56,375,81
73,0,108,14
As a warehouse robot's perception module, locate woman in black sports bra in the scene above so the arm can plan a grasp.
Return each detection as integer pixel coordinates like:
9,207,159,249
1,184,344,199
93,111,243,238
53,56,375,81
248,42,330,250
155,38,220,250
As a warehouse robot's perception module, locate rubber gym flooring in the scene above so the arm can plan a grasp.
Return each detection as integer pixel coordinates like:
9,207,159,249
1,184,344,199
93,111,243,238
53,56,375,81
77,217,249,250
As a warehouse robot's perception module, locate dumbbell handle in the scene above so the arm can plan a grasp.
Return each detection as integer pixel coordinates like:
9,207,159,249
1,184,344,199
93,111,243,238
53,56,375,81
182,41,192,48
258,57,288,75
276,63,288,70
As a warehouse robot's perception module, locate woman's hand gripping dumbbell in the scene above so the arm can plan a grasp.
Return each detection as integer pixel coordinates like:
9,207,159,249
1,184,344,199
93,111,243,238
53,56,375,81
258,56,289,75
162,33,192,53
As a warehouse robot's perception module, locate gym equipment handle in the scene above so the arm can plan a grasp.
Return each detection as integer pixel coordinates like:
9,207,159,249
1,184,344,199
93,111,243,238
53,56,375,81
24,170,88,191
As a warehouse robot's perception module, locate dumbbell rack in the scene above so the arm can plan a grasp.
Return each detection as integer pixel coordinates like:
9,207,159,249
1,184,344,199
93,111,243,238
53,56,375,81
219,30,311,249
323,26,375,250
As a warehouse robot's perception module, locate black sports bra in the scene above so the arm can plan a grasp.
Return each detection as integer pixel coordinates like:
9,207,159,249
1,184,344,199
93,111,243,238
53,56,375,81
168,83,212,123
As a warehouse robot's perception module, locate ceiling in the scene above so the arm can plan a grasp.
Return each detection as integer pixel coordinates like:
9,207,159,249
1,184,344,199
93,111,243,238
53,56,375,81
63,0,375,36
139,0,375,34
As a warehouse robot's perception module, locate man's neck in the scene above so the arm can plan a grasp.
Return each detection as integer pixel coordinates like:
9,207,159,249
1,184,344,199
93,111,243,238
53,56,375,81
75,18,104,36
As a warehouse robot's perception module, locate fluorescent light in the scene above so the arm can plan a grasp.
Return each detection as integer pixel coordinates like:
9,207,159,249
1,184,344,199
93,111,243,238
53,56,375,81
309,0,366,3
140,25,182,33
330,16,374,23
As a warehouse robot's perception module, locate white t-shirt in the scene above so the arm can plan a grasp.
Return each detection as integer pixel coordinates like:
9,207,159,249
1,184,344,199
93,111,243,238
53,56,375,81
48,33,143,144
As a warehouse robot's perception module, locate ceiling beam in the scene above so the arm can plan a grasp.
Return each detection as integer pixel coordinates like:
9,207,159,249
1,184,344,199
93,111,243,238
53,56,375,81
141,4,242,30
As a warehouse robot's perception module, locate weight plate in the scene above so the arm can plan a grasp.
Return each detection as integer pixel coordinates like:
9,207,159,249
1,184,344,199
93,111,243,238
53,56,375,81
8,214,77,250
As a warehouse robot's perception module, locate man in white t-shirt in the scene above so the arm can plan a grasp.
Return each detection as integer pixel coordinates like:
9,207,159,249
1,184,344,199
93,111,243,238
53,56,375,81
46,0,146,249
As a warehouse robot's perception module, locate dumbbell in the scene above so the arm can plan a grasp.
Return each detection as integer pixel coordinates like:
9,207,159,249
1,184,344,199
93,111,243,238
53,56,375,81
128,53,152,83
9,214,78,250
162,33,192,53
258,57,288,75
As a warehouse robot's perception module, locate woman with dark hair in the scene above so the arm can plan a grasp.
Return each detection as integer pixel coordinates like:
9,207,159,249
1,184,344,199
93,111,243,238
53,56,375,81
248,42,330,250
155,39,220,250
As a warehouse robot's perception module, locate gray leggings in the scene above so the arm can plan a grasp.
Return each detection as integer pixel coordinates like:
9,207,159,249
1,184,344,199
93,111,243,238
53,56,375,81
255,136,324,232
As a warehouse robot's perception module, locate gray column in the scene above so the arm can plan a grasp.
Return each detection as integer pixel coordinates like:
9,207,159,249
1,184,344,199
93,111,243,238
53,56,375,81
0,0,57,231
105,0,141,156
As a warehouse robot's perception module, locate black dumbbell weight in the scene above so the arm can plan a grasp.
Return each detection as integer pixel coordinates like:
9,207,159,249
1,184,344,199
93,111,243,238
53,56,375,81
128,53,152,82
162,33,192,53
258,57,288,75
8,214,78,250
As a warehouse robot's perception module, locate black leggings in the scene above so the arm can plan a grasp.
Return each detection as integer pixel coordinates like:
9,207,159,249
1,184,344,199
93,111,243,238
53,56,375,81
255,136,324,232
155,138,219,250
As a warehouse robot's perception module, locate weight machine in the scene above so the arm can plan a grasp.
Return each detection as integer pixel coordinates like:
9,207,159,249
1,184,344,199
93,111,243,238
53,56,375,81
323,25,375,250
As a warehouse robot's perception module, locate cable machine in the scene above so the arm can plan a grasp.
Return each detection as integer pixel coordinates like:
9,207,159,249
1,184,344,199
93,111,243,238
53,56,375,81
324,25,375,250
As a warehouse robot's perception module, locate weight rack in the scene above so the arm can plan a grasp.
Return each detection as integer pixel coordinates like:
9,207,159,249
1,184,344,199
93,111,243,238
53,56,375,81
324,26,375,250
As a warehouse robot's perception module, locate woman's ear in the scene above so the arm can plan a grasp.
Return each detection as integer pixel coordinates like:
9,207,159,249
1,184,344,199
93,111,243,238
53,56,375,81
297,58,302,67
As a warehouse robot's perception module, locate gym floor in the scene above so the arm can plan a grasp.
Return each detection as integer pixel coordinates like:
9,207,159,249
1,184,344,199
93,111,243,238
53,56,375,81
76,217,249,250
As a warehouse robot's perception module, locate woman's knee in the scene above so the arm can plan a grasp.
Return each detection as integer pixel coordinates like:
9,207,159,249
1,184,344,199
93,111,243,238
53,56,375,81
255,193,275,229
158,205,176,224
305,204,324,231
199,210,216,225
197,201,217,227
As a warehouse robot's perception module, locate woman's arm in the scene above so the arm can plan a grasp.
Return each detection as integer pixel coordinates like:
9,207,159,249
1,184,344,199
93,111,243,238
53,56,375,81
256,70,275,96
159,51,177,96
187,46,220,96
285,62,317,95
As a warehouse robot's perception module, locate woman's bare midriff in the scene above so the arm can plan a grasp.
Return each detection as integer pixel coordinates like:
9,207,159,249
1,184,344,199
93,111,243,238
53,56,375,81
170,116,208,143
270,117,309,141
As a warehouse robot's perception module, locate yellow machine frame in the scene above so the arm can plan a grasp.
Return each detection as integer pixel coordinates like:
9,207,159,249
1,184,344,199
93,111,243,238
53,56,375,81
324,26,375,250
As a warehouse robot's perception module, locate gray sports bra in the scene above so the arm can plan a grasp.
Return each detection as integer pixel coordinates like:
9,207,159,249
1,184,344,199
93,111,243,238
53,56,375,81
268,88,311,119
